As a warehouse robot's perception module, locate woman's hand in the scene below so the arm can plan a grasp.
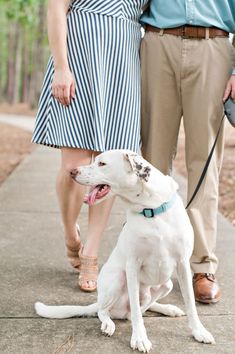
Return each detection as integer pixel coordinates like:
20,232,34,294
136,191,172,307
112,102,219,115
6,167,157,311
52,68,76,106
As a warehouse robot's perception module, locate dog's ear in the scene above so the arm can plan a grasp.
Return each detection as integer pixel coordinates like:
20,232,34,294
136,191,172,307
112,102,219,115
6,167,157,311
124,153,151,182
124,153,138,172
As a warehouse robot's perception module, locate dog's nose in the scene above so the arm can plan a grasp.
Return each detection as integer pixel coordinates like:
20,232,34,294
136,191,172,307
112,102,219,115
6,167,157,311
70,168,78,178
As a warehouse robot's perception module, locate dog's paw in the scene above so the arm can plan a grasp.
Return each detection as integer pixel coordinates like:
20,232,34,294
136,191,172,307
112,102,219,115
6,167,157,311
162,305,185,317
101,319,115,336
130,332,152,353
192,326,215,344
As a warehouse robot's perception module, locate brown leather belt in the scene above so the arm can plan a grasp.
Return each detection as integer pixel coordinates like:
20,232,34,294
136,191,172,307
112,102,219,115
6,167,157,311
145,25,229,39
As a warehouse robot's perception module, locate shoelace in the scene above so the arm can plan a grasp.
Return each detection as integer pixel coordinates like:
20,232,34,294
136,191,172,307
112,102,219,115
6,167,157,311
193,273,215,283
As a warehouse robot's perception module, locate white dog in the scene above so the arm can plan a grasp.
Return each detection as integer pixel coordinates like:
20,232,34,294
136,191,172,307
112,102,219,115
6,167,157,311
35,150,215,352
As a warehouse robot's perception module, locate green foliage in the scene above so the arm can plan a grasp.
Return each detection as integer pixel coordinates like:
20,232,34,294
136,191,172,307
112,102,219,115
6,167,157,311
3,0,45,24
0,0,49,105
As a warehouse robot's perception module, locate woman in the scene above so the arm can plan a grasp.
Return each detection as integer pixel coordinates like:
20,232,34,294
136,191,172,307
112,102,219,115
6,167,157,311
32,0,148,292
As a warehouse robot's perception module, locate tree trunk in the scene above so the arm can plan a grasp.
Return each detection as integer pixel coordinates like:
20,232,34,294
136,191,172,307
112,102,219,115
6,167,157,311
6,22,21,104
29,3,46,108
20,28,30,103
14,25,22,103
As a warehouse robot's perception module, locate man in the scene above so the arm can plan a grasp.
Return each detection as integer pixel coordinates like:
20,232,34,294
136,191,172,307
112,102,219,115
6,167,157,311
141,1,235,304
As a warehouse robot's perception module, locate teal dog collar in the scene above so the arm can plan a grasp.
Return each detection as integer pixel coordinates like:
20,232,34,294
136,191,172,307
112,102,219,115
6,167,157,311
139,193,177,218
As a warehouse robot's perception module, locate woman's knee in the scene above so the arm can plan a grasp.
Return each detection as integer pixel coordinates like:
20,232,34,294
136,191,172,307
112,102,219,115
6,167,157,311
60,148,93,174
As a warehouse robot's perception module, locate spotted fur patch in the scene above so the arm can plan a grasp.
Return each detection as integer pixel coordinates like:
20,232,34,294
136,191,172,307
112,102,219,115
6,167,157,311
135,164,151,182
124,154,151,182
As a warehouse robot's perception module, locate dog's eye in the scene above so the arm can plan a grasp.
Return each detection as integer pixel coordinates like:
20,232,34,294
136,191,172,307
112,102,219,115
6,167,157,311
98,162,106,167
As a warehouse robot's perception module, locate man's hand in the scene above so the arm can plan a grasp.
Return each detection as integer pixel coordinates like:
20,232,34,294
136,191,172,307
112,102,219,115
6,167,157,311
223,75,235,101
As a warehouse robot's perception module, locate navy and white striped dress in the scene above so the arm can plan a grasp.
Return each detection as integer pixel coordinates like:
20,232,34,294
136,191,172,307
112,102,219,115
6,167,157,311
32,0,147,152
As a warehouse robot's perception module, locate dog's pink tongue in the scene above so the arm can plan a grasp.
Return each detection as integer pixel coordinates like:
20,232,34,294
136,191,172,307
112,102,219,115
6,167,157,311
86,186,100,206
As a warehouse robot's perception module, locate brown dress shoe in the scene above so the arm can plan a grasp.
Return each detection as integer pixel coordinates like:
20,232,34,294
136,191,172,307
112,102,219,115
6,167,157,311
193,273,221,304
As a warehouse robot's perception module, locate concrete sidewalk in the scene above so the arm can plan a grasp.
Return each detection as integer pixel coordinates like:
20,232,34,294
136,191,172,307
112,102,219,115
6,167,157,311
0,145,235,354
0,113,35,132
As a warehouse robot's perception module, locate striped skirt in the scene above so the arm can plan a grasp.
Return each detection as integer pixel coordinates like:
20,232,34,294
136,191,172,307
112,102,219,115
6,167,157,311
32,8,142,152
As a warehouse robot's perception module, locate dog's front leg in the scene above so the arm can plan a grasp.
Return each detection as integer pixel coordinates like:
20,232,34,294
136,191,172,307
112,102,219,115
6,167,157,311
126,259,152,353
98,309,115,337
176,260,215,344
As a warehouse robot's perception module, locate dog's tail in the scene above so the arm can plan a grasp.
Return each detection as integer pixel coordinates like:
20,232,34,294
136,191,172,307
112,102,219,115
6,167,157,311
35,302,98,319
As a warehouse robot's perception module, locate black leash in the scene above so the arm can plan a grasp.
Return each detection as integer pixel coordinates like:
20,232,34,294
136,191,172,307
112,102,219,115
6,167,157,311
185,114,225,209
186,96,235,209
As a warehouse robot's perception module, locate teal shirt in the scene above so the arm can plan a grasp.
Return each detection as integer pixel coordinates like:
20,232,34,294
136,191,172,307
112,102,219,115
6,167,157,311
141,0,235,33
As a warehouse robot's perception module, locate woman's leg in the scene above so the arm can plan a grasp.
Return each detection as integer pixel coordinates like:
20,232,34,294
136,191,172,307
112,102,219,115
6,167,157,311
57,147,114,291
56,147,92,251
85,198,115,257
80,150,114,290
79,197,114,290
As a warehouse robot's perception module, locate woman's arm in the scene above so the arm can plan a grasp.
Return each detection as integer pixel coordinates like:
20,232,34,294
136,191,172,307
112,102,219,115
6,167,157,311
142,2,150,12
47,0,75,106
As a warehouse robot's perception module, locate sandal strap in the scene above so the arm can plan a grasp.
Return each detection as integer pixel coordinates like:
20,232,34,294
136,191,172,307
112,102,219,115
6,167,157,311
79,265,98,273
66,244,80,253
79,246,98,264
79,272,98,282
79,256,98,266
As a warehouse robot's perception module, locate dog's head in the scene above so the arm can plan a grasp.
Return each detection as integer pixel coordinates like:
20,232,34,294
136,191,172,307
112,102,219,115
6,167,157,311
71,150,178,207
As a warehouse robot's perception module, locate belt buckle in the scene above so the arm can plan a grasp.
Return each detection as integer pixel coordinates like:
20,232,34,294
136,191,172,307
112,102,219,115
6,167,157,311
181,26,188,39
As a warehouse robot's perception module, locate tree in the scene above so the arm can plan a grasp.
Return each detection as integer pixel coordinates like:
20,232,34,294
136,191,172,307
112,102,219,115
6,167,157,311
0,0,49,107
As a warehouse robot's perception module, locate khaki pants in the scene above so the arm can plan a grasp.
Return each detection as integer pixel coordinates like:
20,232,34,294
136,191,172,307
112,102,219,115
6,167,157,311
141,32,233,273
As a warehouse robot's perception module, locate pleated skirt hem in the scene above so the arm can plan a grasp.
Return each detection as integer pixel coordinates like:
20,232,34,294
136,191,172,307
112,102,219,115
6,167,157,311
31,138,140,153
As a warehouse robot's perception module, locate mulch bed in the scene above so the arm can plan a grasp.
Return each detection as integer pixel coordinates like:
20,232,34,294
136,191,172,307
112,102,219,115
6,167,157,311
0,123,34,185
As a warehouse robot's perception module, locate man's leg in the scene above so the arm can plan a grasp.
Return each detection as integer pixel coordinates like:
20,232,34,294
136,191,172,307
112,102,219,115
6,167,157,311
181,37,232,302
141,32,182,173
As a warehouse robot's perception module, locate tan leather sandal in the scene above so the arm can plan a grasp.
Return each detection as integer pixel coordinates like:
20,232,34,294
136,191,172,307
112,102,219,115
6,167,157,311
78,247,98,292
66,225,83,271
